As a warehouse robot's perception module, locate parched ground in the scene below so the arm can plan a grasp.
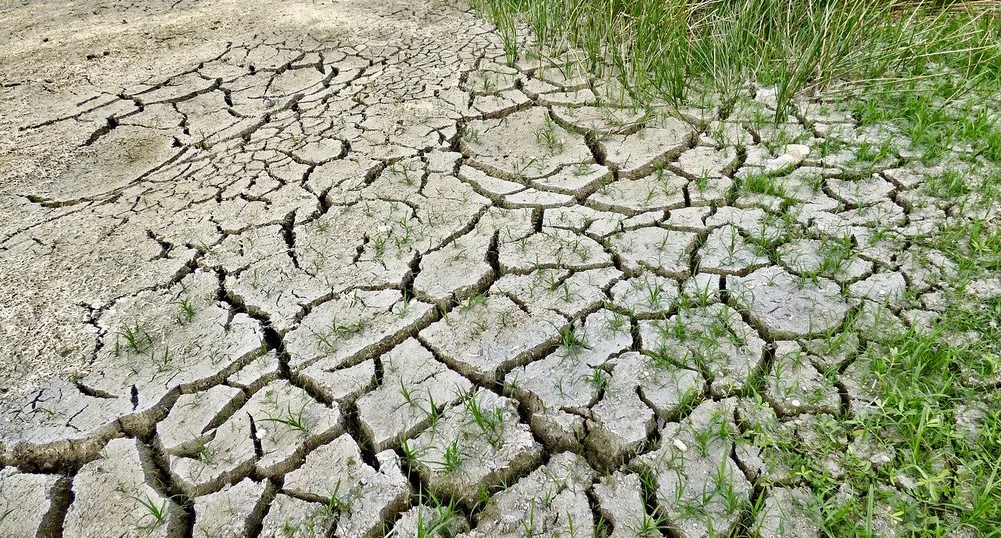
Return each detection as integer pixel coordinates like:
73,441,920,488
1,0,999,537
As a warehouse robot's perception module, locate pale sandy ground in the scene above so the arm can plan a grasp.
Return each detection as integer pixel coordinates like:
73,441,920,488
0,0,458,393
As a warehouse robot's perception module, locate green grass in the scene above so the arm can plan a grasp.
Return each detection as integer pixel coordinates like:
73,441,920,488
741,172,788,198
777,297,1001,537
472,0,1001,125
853,76,1001,164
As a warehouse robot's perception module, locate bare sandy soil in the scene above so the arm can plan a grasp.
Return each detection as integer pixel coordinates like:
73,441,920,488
0,0,458,391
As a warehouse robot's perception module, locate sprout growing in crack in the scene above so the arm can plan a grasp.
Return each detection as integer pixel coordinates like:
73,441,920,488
742,172,787,199
313,317,366,352
392,162,416,186
321,480,351,513
512,156,538,179
696,170,711,192
436,438,465,474
633,511,667,538
155,346,173,373
258,401,313,437
571,162,592,176
175,297,196,324
641,275,666,308
195,441,214,465
558,281,574,303
399,377,420,409
558,323,588,358
400,437,424,464
397,292,412,319
535,115,564,155
131,495,168,534
414,498,459,538
520,499,537,537
463,392,505,448
604,311,629,334
460,125,480,144
460,293,488,312
585,367,609,398
424,391,442,430
117,322,154,356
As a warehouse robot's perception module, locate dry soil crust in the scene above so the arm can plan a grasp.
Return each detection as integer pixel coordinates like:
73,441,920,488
0,0,976,536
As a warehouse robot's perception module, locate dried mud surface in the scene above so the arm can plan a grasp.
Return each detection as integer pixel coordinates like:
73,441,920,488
0,0,993,536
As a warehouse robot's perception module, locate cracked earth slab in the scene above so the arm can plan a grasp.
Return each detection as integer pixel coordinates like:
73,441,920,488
0,0,993,536
407,388,542,506
636,398,752,538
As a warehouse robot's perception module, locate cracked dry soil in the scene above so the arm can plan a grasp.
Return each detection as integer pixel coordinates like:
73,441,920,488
0,0,985,537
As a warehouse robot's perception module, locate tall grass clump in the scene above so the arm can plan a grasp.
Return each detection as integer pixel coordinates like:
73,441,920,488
472,0,1001,120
